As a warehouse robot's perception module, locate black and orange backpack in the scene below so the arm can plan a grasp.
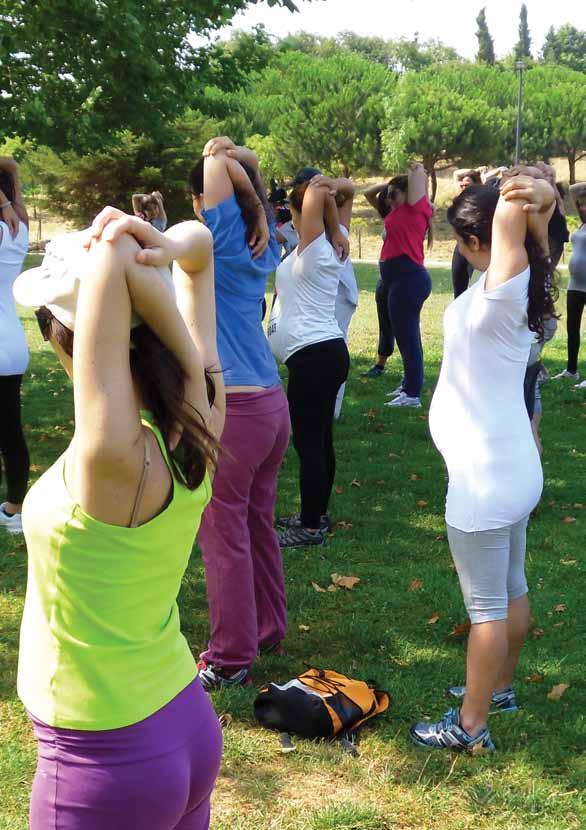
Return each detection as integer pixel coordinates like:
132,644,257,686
254,668,390,744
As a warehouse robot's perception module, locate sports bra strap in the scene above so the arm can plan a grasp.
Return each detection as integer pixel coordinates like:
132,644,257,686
129,429,152,528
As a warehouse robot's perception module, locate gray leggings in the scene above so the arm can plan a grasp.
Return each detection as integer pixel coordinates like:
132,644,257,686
447,516,530,624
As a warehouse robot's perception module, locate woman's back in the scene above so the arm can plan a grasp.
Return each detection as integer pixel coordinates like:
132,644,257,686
18,414,211,731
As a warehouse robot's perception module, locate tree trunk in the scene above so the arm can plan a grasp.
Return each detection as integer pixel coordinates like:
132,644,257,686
429,166,438,203
568,151,576,185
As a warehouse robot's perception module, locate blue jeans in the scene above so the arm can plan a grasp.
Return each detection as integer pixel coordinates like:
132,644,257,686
381,256,432,398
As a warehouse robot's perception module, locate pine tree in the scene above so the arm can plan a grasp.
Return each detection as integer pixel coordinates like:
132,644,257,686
515,3,532,60
475,7,495,64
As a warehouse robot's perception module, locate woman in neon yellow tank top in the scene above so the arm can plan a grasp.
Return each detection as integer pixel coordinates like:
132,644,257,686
14,211,226,830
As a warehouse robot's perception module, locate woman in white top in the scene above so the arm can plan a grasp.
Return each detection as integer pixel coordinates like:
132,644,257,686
411,173,557,753
268,168,353,548
0,157,30,534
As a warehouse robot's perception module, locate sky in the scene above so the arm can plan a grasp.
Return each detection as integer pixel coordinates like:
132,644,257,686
212,0,586,60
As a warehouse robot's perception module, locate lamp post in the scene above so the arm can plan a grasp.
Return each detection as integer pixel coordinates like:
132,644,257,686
514,60,525,165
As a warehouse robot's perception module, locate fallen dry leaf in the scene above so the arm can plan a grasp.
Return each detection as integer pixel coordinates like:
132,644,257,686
30,464,45,473
218,713,233,728
388,452,400,459
448,621,472,640
335,486,344,495
350,478,361,488
364,408,378,419
554,604,567,613
435,534,446,542
427,613,440,625
375,480,385,486
573,503,583,509
335,521,353,530
560,559,577,566
547,683,570,701
410,473,420,481
417,500,428,508
331,573,361,590
532,627,545,640
311,582,327,593
408,578,423,592
525,673,544,683
562,516,577,524
327,584,338,593
298,624,311,632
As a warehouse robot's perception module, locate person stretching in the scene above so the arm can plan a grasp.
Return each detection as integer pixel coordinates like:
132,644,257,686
451,169,482,298
14,212,224,829
269,170,353,547
380,164,433,408
0,157,30,534
362,180,396,377
411,173,557,752
188,137,291,689
553,182,586,386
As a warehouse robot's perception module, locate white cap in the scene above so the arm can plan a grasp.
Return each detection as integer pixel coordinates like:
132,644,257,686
14,231,173,330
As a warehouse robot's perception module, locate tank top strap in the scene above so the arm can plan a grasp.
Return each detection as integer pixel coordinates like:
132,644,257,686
128,429,152,529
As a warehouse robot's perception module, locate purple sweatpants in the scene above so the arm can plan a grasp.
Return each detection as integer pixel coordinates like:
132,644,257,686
198,386,290,670
29,678,222,830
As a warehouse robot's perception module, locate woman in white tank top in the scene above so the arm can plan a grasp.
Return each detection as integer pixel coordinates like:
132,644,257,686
411,173,558,753
0,158,30,534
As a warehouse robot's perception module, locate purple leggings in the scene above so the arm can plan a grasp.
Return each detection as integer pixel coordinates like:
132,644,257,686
29,678,222,830
199,386,290,669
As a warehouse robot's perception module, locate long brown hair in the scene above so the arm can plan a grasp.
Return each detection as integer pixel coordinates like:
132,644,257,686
40,307,217,489
447,186,559,341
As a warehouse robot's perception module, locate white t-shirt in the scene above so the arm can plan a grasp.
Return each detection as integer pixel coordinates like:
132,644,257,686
268,232,345,364
337,225,358,308
0,221,30,375
429,266,543,532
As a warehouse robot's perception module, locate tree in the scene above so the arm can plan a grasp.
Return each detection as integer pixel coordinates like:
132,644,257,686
0,1,311,152
515,4,532,60
476,8,495,65
242,52,395,177
381,64,512,199
541,25,586,74
522,66,586,182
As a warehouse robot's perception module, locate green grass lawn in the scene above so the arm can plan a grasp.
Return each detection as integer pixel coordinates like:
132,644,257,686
1,261,584,830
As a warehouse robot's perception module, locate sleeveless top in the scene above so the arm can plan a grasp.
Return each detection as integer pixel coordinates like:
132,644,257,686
568,225,586,292
429,267,543,532
17,413,211,730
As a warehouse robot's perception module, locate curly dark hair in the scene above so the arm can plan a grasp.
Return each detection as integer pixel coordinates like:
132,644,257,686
447,185,559,341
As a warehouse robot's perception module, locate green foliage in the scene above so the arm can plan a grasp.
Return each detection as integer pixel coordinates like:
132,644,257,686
0,1,311,151
541,25,586,74
475,7,495,65
35,110,224,227
382,64,513,197
522,65,586,182
241,51,395,176
515,3,532,60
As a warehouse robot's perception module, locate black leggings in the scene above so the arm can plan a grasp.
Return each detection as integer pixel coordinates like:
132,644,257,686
567,290,586,374
286,339,349,528
0,375,30,505
452,245,474,298
375,275,395,357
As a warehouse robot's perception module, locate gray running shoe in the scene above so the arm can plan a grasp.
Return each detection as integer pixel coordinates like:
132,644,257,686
276,514,331,534
198,660,251,691
445,684,518,714
278,525,325,549
410,707,495,753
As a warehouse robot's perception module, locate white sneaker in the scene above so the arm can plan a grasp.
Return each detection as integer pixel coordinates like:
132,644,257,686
552,370,579,381
386,384,404,398
384,392,422,408
575,380,586,389
0,503,23,534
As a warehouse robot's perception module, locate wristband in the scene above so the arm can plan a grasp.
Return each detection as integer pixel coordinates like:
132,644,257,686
0,200,11,209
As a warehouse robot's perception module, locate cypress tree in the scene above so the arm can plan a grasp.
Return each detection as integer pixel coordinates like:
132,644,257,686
515,4,532,60
476,7,495,64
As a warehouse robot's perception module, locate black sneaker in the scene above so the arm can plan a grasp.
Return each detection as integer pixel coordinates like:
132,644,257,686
278,525,325,549
362,365,385,378
276,514,331,534
445,684,518,714
410,707,495,753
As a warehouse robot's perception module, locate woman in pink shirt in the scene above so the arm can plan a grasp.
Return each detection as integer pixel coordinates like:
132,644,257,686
371,164,433,408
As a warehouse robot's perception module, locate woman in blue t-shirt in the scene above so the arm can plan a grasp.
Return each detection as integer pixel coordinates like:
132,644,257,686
188,137,291,689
